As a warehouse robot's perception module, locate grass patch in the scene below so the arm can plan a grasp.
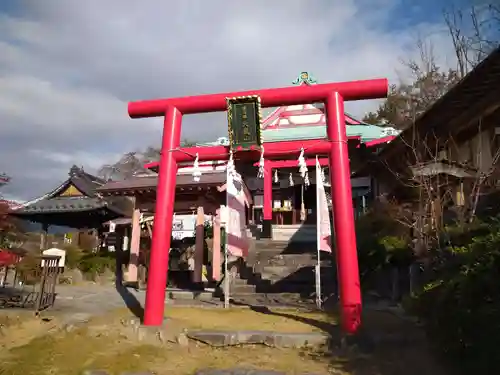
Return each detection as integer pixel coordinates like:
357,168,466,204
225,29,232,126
92,345,334,375
0,311,34,328
0,310,60,352
0,328,334,375
0,308,447,375
164,306,336,333
96,306,337,334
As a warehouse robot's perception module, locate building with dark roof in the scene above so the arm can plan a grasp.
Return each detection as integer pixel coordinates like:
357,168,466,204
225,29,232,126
10,165,133,229
356,46,500,222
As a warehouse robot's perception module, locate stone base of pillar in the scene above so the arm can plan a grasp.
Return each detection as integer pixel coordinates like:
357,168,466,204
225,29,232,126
261,220,272,239
191,281,205,291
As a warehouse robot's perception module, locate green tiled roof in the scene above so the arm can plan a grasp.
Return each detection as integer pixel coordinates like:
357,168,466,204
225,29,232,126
346,125,393,141
202,124,394,147
262,126,325,142
262,124,389,143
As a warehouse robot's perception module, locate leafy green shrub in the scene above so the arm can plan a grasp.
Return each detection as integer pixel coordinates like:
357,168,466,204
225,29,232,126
58,275,74,284
378,235,412,266
16,252,42,285
61,244,84,269
356,204,412,282
355,203,500,372
204,220,213,239
77,251,116,276
412,220,500,373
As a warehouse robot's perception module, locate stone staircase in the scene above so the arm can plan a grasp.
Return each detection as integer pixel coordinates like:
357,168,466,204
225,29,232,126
221,238,337,303
246,224,317,242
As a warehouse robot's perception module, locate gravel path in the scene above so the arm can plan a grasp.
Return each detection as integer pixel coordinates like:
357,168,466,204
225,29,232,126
52,284,323,317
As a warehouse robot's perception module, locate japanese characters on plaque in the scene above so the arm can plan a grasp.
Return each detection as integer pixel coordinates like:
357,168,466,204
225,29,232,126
226,95,263,151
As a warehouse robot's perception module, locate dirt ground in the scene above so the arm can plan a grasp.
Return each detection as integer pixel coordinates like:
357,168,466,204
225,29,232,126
0,306,448,375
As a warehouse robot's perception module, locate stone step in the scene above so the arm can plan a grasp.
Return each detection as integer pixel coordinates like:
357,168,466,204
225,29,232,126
230,283,257,293
257,265,335,277
259,274,335,284
258,273,337,283
251,256,331,268
272,228,318,235
251,275,337,286
254,282,336,294
247,258,332,270
232,277,252,285
227,273,337,294
246,257,320,268
249,242,318,255
220,286,315,300
253,264,333,277
255,253,319,261
166,289,215,301
250,239,317,247
253,261,323,270
247,224,318,233
273,229,318,234
273,224,317,230
217,287,316,301
235,267,337,284
273,226,318,234
237,270,336,283
273,234,317,242
228,292,305,299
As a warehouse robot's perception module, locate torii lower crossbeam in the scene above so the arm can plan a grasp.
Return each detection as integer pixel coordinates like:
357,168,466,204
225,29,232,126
128,78,388,335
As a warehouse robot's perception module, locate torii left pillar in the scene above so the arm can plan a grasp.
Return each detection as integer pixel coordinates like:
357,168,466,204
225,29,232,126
142,106,182,325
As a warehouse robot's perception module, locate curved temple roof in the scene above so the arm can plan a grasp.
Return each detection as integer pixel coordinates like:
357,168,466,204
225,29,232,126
144,72,399,171
202,72,399,145
10,165,132,226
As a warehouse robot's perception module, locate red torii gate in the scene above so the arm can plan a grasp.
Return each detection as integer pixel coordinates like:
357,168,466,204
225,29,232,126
128,78,388,334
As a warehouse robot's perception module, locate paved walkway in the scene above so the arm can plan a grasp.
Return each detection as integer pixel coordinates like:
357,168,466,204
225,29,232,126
53,284,324,317
54,285,209,316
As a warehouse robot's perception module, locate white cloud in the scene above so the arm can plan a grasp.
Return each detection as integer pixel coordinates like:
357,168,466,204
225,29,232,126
0,0,456,199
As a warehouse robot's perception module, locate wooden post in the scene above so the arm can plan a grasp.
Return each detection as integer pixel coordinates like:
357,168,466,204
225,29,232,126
127,204,141,284
40,223,49,250
194,206,205,284
212,211,221,281
1,265,8,287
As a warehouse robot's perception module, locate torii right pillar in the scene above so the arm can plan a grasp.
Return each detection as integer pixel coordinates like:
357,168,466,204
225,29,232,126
325,91,362,334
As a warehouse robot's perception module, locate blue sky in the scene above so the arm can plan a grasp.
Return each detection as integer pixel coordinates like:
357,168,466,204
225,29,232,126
0,0,22,15
0,0,476,201
394,0,445,25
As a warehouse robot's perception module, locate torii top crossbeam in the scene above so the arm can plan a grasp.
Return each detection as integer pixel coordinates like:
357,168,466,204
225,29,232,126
128,78,387,117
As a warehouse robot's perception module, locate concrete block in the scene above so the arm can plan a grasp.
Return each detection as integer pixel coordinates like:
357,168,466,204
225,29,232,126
186,330,329,348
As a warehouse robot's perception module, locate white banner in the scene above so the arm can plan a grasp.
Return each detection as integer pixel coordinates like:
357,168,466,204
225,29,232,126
226,169,249,258
316,159,332,253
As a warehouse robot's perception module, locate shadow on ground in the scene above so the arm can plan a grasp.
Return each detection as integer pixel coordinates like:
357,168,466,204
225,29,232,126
232,300,448,375
115,284,144,321
231,301,339,335
114,258,144,321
